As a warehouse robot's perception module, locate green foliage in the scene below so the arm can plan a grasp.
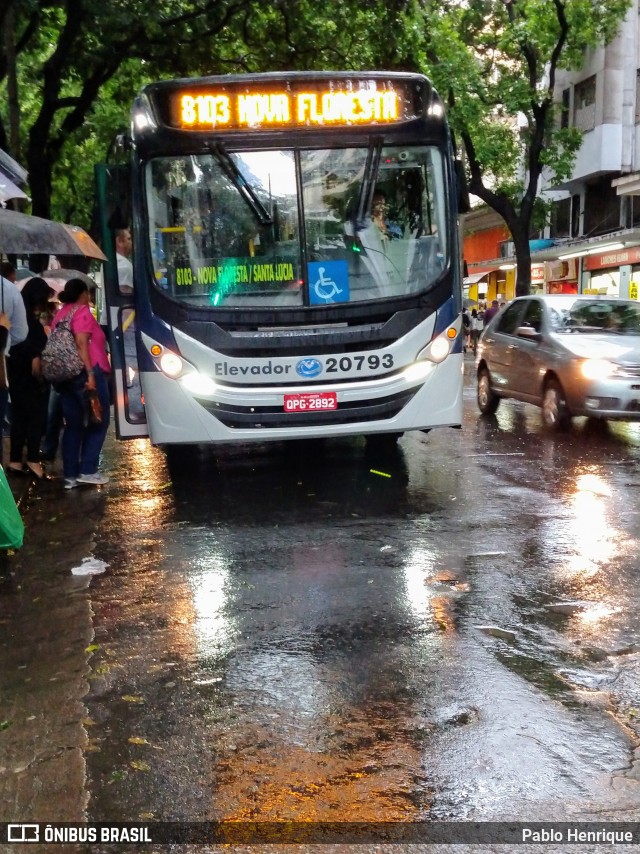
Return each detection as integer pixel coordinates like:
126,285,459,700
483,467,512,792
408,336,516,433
0,0,632,274
0,0,424,221
423,0,631,201
539,126,583,184
417,0,630,293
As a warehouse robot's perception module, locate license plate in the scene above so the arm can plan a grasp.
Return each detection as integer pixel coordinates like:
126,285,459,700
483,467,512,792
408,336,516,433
283,392,338,412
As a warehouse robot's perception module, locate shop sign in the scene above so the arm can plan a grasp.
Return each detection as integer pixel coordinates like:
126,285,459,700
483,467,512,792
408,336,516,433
583,245,640,271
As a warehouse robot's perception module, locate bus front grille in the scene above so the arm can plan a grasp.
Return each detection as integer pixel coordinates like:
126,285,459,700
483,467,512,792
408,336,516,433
195,390,417,429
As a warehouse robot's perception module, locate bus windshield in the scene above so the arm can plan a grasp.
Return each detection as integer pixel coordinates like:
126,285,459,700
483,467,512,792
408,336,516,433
146,144,448,308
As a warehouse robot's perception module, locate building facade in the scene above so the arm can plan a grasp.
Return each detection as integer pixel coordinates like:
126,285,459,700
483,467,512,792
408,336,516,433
463,1,640,300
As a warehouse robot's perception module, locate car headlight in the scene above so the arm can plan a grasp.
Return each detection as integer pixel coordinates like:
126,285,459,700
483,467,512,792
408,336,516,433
581,358,615,380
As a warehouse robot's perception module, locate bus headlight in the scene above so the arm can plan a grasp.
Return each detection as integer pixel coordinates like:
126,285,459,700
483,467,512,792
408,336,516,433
160,352,184,378
181,372,218,395
403,361,434,383
414,328,455,369
428,335,451,363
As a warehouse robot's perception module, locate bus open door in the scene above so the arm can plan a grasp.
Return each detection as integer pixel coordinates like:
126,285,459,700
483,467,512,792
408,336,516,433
95,162,148,440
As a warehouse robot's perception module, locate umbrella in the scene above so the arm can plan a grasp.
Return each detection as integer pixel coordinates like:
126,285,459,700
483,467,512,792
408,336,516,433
0,149,28,204
42,269,98,288
18,271,97,297
0,175,28,204
463,297,477,308
0,148,28,187
0,209,106,260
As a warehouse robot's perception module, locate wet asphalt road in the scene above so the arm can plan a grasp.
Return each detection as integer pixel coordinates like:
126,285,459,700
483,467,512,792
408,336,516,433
2,359,640,852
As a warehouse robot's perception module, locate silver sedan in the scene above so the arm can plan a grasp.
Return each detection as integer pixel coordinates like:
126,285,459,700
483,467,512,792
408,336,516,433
476,294,640,429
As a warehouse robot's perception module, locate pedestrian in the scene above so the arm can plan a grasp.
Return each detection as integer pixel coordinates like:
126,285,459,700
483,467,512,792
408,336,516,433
51,278,111,489
470,308,484,355
462,308,471,352
0,269,29,437
115,228,134,290
0,262,17,284
99,227,132,327
483,299,500,325
6,278,55,480
110,226,144,422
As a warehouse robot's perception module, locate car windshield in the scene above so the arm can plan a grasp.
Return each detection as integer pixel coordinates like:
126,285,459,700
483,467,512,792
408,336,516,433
145,145,449,308
549,300,640,334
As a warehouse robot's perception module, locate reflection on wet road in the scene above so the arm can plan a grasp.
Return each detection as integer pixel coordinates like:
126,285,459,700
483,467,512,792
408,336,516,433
80,383,640,825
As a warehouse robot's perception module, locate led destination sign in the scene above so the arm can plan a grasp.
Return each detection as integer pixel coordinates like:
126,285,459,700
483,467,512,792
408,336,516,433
170,87,408,130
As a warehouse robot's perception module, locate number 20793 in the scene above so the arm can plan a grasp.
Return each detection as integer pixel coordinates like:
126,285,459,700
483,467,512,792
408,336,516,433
326,354,394,372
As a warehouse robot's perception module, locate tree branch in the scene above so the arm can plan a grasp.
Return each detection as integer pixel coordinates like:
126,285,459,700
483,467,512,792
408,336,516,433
548,0,569,96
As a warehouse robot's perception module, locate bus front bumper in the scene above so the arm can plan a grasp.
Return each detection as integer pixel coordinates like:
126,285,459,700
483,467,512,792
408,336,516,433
141,353,464,444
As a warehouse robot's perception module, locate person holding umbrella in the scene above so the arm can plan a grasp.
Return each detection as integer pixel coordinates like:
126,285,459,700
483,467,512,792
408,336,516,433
6,277,55,479
0,267,28,437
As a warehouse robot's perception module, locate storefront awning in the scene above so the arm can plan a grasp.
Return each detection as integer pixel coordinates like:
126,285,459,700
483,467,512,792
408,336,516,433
463,271,494,286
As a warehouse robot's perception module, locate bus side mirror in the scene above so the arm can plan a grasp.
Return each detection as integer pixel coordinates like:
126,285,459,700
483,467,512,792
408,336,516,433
455,160,470,214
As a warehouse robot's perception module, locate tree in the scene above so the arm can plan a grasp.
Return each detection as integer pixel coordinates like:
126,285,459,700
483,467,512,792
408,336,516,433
421,0,632,295
0,0,262,220
0,0,425,225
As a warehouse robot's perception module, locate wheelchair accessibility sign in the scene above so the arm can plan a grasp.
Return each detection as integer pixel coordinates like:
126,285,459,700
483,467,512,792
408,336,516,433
308,261,349,305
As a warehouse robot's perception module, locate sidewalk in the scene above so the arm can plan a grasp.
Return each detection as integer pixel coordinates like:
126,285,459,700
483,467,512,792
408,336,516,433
0,435,94,847
2,436,54,511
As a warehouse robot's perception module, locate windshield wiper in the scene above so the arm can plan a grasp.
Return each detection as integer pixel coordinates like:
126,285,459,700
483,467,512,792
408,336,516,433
209,142,273,226
354,137,383,229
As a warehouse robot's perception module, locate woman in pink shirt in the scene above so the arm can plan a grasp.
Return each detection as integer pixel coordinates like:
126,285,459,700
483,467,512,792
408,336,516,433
51,279,111,489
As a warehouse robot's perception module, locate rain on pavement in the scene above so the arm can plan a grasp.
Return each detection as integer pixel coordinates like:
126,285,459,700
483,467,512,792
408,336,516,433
2,363,640,845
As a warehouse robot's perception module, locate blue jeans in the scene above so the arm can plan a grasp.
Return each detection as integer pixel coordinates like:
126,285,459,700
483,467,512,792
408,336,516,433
59,366,110,479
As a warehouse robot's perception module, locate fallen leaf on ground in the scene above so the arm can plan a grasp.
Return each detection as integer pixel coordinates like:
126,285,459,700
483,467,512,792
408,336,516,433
474,625,517,641
544,601,588,615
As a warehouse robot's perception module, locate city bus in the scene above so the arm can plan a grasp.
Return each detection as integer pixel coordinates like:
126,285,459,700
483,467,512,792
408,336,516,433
96,71,468,449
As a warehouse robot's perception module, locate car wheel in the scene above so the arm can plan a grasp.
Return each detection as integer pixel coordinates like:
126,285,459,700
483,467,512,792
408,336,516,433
477,369,500,415
542,379,571,430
